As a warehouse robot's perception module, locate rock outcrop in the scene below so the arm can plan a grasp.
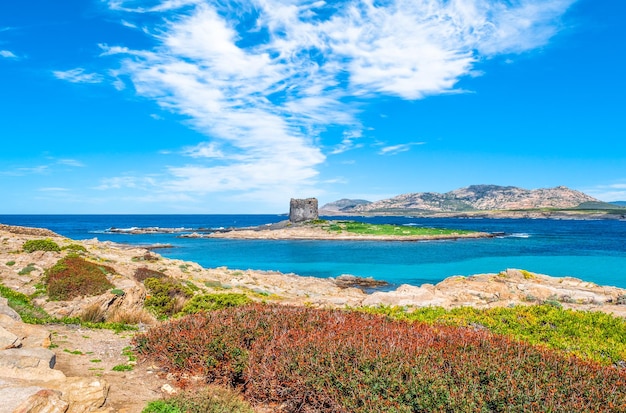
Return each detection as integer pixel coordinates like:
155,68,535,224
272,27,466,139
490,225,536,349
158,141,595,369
0,299,111,413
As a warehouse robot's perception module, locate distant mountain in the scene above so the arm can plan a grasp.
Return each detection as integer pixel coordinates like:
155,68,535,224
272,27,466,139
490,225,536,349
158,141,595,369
332,185,600,214
611,201,626,207
320,198,371,213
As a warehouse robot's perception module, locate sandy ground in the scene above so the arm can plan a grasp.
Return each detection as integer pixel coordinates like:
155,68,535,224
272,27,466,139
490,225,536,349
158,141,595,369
49,324,172,413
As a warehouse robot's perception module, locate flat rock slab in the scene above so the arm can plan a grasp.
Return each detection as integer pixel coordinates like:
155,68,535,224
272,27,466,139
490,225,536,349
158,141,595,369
0,348,66,382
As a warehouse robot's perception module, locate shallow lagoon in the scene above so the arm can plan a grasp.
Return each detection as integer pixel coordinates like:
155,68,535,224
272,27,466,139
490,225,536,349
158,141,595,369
1,215,625,289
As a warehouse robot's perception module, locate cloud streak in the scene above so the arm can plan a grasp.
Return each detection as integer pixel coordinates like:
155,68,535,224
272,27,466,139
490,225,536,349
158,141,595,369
0,50,17,58
103,0,576,202
53,68,104,83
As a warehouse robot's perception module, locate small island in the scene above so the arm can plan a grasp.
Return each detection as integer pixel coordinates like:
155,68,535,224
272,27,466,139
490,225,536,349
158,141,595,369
187,198,494,241
194,219,494,241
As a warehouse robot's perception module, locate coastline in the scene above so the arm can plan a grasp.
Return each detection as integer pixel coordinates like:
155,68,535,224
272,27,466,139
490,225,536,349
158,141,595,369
2,222,626,412
2,223,626,316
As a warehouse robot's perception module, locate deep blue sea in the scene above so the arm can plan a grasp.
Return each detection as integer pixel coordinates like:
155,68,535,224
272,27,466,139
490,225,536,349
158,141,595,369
1,215,625,289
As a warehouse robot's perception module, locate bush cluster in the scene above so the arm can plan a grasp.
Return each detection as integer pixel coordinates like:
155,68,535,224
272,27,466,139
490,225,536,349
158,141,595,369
134,304,626,412
179,293,251,315
45,256,115,301
62,243,87,253
143,277,193,318
23,239,61,253
364,304,626,365
0,283,51,323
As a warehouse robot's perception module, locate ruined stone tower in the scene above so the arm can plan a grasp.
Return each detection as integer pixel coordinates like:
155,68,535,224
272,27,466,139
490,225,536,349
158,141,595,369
289,198,319,223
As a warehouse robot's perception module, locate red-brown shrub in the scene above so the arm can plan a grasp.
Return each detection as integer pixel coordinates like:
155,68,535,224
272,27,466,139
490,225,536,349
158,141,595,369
45,256,115,301
133,304,626,412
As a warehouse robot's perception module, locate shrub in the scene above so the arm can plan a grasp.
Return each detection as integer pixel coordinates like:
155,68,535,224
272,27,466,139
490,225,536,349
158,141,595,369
23,239,61,253
18,263,37,275
62,243,87,253
134,304,626,413
364,304,626,365
142,401,181,413
45,256,115,301
143,277,193,319
143,387,253,413
112,364,133,372
134,267,166,282
5,261,16,266
179,293,251,315
0,283,50,324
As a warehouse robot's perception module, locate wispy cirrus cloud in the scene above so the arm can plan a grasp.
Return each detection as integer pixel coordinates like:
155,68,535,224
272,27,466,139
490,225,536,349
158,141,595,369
586,183,626,202
100,0,576,202
378,142,426,156
57,159,86,167
53,68,104,84
0,50,17,58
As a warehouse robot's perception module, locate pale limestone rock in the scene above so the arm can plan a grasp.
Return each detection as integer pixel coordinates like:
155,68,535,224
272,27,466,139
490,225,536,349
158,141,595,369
12,389,69,413
0,314,51,349
0,325,21,349
0,348,66,382
0,381,45,413
56,377,110,413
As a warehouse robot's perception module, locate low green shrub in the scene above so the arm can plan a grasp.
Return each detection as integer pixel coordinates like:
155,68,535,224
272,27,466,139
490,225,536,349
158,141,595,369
45,256,115,301
179,293,251,315
0,283,51,323
62,243,87,253
5,261,16,266
134,304,626,412
112,364,133,372
23,239,61,253
144,277,193,319
17,263,37,275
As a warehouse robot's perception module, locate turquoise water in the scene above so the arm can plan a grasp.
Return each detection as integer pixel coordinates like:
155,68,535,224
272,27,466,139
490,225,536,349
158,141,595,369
1,215,625,289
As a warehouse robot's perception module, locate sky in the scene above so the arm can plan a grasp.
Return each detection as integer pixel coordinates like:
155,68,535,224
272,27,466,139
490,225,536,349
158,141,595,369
1,0,625,214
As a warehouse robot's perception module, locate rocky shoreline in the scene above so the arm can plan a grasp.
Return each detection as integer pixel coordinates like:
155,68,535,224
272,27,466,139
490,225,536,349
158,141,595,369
2,223,626,411
108,220,496,241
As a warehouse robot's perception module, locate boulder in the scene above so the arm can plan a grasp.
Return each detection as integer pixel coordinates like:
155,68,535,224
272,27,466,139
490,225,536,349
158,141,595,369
0,325,21,349
12,389,69,413
0,348,66,382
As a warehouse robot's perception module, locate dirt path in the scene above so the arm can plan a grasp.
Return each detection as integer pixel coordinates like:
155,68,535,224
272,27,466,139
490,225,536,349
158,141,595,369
49,324,174,413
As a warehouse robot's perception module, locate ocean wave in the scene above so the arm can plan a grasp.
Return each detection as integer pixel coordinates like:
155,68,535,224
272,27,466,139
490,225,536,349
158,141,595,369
509,233,531,238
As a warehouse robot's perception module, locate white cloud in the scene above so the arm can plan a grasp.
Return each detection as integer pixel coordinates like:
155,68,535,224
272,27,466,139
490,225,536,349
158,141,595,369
378,142,426,156
57,159,86,167
585,183,626,202
95,176,158,190
53,68,104,84
182,142,225,159
0,50,17,58
102,0,576,201
38,187,70,192
330,130,364,155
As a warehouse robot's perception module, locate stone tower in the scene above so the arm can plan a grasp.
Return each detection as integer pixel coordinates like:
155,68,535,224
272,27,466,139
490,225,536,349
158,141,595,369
289,198,319,223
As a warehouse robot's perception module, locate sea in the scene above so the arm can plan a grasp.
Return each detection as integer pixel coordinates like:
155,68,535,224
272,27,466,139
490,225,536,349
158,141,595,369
1,214,625,290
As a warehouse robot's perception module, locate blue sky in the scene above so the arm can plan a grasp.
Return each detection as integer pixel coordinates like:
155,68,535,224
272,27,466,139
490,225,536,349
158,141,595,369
1,0,624,214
